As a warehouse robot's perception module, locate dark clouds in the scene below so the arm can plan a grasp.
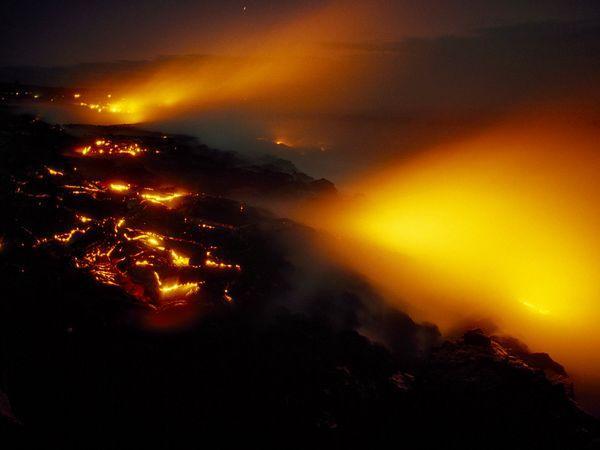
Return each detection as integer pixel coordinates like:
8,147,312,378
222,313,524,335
322,20,600,112
0,0,324,65
2,0,600,65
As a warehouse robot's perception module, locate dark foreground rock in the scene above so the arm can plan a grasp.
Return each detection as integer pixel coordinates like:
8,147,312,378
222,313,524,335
413,329,600,450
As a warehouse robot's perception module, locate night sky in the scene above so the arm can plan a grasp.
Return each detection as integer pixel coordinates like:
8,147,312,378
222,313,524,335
2,0,600,65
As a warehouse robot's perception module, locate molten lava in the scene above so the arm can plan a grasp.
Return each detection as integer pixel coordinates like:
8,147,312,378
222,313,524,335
75,139,151,157
140,190,187,207
109,183,130,192
18,136,243,316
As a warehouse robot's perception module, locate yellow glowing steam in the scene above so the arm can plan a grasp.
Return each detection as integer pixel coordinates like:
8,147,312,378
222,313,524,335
302,111,600,377
70,2,381,124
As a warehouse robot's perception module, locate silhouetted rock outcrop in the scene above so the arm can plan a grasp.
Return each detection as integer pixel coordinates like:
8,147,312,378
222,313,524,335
412,329,599,449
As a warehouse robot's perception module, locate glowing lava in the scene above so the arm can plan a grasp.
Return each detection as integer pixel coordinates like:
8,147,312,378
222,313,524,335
46,167,64,176
109,183,130,192
24,136,243,315
170,250,190,267
141,190,187,207
154,271,200,300
75,139,149,157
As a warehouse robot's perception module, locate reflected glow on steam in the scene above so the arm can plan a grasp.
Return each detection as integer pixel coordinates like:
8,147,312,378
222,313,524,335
304,111,600,378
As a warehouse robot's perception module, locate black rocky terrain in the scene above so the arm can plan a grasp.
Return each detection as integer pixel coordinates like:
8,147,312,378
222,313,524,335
0,108,597,450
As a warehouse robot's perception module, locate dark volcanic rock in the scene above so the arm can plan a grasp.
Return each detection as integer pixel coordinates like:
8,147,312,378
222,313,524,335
495,334,569,380
463,327,493,346
0,390,19,425
0,109,599,450
413,329,600,450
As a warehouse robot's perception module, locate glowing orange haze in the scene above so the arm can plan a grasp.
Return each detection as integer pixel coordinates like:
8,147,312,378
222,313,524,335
75,2,381,124
298,108,600,379
62,2,600,381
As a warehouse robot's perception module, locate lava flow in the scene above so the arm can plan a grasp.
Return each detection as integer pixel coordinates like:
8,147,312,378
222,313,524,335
75,138,154,157
11,133,245,322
